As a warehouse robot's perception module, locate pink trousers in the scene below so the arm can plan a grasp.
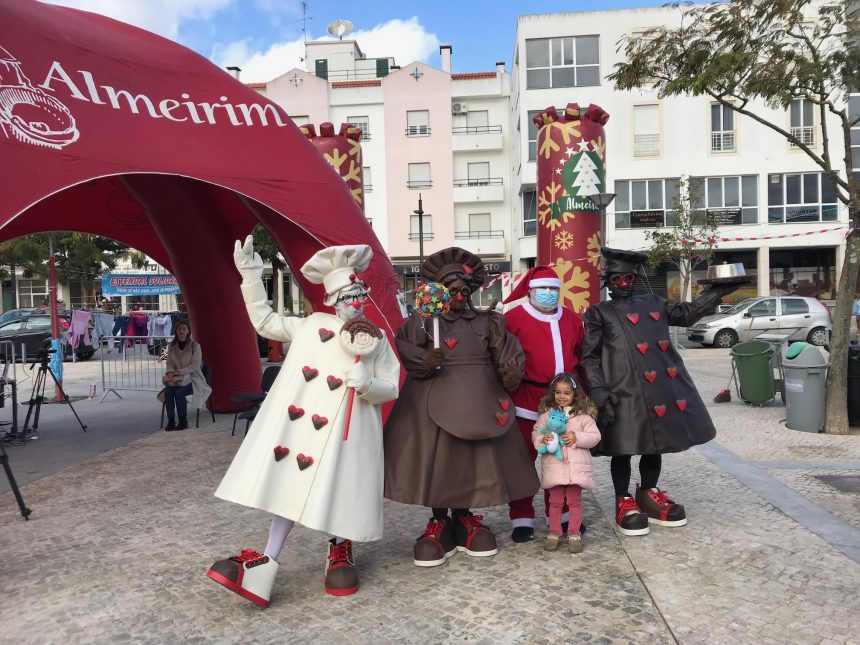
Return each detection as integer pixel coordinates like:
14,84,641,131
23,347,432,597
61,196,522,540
547,484,582,535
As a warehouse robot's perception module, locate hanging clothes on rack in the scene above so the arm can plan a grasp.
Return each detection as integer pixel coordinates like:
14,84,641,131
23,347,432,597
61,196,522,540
113,314,129,352
68,310,92,349
91,312,115,349
148,313,172,343
128,310,148,345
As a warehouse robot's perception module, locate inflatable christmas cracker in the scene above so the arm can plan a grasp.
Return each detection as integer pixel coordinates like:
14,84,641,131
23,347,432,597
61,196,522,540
533,103,609,312
301,122,365,211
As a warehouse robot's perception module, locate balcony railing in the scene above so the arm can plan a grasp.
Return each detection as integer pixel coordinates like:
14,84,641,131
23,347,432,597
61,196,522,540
407,179,433,189
633,133,660,157
711,130,735,152
453,177,504,187
405,125,431,136
454,230,505,239
347,126,371,141
452,125,503,135
408,232,434,241
790,126,815,147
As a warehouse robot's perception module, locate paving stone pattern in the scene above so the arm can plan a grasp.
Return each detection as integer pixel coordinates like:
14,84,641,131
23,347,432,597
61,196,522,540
1,348,859,644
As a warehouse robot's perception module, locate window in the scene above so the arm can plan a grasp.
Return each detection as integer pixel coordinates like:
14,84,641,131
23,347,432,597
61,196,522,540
633,104,660,157
18,279,48,308
781,298,809,315
523,190,537,236
26,317,51,330
711,104,735,152
0,320,25,332
767,172,839,223
347,115,370,141
614,178,680,229
363,166,372,192
747,299,776,317
407,163,431,189
409,214,433,240
290,115,309,126
691,176,758,225
406,110,430,136
525,36,600,89
790,99,814,147
469,213,492,236
850,94,860,172
314,59,328,80
466,110,488,129
467,162,490,186
527,110,541,161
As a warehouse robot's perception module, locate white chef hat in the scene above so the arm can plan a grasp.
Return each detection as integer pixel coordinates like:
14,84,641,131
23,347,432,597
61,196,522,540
301,245,373,306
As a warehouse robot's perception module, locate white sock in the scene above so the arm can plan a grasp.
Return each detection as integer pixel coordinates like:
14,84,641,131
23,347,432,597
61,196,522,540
264,515,294,560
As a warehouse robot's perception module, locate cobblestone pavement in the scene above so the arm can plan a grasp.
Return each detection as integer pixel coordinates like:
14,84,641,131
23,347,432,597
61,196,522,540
1,348,859,644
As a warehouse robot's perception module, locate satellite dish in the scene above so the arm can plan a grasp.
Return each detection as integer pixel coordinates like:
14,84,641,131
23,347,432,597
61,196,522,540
327,19,353,40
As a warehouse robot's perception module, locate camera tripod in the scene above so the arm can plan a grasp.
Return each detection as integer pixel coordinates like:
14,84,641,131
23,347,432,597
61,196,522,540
0,439,31,520
21,348,87,436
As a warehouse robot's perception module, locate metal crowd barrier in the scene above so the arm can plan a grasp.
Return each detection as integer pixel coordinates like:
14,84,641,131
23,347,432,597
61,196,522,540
99,335,172,401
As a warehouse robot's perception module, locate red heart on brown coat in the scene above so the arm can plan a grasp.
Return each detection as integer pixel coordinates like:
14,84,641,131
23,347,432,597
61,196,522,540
318,328,335,342
498,399,511,411
636,343,648,355
302,366,318,382
312,414,328,430
288,405,304,420
627,313,639,324
658,340,670,352
644,370,657,383
654,405,667,418
296,454,313,470
273,445,290,461
649,311,661,321
676,399,687,411
666,367,678,379
495,411,508,426
443,337,458,349
327,376,343,390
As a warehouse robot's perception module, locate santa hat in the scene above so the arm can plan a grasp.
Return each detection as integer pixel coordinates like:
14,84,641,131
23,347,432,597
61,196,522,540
301,244,373,306
502,265,561,304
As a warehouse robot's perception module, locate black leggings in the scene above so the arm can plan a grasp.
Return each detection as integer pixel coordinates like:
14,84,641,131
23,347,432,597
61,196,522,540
610,455,662,498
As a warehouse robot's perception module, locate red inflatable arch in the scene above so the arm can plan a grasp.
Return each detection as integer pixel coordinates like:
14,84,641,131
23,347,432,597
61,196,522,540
0,0,404,410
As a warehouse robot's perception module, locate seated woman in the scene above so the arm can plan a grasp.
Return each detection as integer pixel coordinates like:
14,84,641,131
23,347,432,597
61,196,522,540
162,320,211,431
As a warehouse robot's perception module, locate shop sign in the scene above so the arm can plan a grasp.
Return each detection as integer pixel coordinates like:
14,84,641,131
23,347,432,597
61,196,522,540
707,208,742,226
393,261,511,275
630,210,665,228
101,273,180,296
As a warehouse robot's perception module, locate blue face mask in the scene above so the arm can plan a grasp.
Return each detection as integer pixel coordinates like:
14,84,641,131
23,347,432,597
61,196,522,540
533,289,559,309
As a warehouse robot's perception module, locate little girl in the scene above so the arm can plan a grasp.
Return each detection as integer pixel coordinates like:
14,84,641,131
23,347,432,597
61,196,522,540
532,373,601,553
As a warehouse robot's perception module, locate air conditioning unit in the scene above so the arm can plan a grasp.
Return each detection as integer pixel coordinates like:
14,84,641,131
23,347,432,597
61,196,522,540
452,102,469,115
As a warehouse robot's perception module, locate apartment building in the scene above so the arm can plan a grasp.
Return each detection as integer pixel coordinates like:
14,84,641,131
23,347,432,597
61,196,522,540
511,6,850,301
248,39,514,305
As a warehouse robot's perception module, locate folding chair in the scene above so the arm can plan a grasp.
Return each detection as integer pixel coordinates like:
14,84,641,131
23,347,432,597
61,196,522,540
231,364,281,436
160,363,216,428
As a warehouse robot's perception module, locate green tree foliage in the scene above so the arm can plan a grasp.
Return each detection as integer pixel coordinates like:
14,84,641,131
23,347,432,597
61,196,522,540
609,0,859,434
251,224,287,311
644,179,719,302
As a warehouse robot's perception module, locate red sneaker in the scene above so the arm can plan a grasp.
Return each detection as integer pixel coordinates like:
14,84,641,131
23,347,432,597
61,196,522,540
207,548,279,608
413,517,456,567
635,485,688,527
454,513,498,557
615,495,650,536
324,539,359,596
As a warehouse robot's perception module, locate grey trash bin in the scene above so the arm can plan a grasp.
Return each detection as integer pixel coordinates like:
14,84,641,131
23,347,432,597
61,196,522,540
783,342,828,432
755,333,790,402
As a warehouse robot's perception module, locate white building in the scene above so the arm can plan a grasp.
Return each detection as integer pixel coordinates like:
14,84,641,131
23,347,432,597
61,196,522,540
511,5,850,302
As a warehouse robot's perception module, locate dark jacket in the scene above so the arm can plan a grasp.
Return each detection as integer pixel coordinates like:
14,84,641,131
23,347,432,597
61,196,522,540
580,289,724,456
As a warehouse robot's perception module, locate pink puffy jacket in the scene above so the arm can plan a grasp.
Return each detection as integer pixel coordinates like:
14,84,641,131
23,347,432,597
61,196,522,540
532,411,601,490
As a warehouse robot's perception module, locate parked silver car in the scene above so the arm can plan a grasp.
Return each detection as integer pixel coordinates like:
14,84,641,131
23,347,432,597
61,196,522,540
687,296,831,348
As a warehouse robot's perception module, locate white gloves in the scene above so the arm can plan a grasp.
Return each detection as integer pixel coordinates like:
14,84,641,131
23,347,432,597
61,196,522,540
233,234,265,285
345,360,372,395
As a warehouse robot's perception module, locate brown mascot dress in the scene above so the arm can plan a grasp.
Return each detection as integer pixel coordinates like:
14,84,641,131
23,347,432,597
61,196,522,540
384,247,540,567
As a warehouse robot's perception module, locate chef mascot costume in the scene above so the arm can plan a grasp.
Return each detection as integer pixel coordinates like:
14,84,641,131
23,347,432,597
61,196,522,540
208,236,400,607
503,266,584,543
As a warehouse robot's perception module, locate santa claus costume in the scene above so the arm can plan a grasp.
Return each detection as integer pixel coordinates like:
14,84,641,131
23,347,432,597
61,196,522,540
208,238,400,606
503,266,584,542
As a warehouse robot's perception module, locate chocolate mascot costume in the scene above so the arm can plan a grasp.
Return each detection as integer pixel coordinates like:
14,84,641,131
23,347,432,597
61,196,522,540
384,247,540,566
580,248,746,535
503,265,584,542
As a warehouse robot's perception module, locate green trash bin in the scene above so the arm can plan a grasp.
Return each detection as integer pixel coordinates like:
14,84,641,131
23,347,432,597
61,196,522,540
783,342,828,433
731,340,776,404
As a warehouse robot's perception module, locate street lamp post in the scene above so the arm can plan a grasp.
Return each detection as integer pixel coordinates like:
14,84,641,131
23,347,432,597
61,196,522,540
414,193,425,272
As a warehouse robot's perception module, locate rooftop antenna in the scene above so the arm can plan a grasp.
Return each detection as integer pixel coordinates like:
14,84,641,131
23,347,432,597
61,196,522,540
300,2,312,62
327,19,353,40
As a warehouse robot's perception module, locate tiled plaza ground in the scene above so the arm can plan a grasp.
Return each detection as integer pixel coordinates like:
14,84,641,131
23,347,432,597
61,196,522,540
1,347,859,644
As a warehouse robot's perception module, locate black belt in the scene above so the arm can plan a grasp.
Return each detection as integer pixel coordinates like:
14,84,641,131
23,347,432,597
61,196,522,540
522,378,551,388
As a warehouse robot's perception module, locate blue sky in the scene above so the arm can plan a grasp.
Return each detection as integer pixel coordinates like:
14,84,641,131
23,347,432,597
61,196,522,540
45,0,665,82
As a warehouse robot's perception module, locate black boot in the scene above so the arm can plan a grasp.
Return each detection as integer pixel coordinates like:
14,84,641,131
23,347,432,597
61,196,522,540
164,419,177,431
176,416,189,430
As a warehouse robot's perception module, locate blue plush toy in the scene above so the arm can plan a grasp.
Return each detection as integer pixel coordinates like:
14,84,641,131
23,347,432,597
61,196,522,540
537,408,567,460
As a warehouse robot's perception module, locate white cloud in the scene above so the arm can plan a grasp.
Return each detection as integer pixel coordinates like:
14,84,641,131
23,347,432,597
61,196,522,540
213,17,440,83
40,0,233,40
